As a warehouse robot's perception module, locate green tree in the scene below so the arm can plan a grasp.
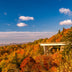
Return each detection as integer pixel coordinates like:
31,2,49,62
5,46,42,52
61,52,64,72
58,29,60,34
63,27,65,32
11,53,20,68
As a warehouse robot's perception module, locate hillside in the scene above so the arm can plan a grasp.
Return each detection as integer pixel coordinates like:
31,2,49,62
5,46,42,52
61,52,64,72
0,27,72,72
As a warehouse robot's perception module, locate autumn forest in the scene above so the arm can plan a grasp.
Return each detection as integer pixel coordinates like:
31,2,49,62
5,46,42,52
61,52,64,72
0,27,72,72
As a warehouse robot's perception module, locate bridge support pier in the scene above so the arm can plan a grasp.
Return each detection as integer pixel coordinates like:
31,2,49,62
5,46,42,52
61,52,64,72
43,46,49,55
43,46,46,54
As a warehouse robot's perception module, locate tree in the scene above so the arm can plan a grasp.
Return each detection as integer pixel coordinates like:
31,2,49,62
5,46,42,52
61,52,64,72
63,27,65,32
11,53,20,68
0,67,2,72
70,26,72,29
63,30,72,43
58,29,60,34
62,30,72,66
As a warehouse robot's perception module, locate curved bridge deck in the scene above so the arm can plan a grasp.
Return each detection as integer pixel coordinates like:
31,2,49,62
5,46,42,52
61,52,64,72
40,42,66,55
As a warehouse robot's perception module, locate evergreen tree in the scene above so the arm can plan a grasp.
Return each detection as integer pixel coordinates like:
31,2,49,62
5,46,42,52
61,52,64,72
61,32,63,35
63,27,65,32
58,29,60,34
70,26,72,29
12,53,20,68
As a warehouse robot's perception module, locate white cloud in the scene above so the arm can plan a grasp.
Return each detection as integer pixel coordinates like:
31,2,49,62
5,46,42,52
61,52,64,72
19,16,34,21
0,32,56,44
8,24,10,26
59,19,72,25
59,8,72,15
4,12,7,15
17,23,28,27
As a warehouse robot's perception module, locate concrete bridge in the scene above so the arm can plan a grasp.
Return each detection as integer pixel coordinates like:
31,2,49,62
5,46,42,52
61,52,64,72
40,42,66,55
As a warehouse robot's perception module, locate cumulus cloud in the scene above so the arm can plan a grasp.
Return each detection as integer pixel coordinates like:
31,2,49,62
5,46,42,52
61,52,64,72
19,16,34,21
59,19,72,25
59,8,72,15
0,32,56,44
17,23,28,27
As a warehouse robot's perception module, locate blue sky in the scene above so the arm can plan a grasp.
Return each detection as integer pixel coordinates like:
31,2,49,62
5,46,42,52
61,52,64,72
0,0,72,44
